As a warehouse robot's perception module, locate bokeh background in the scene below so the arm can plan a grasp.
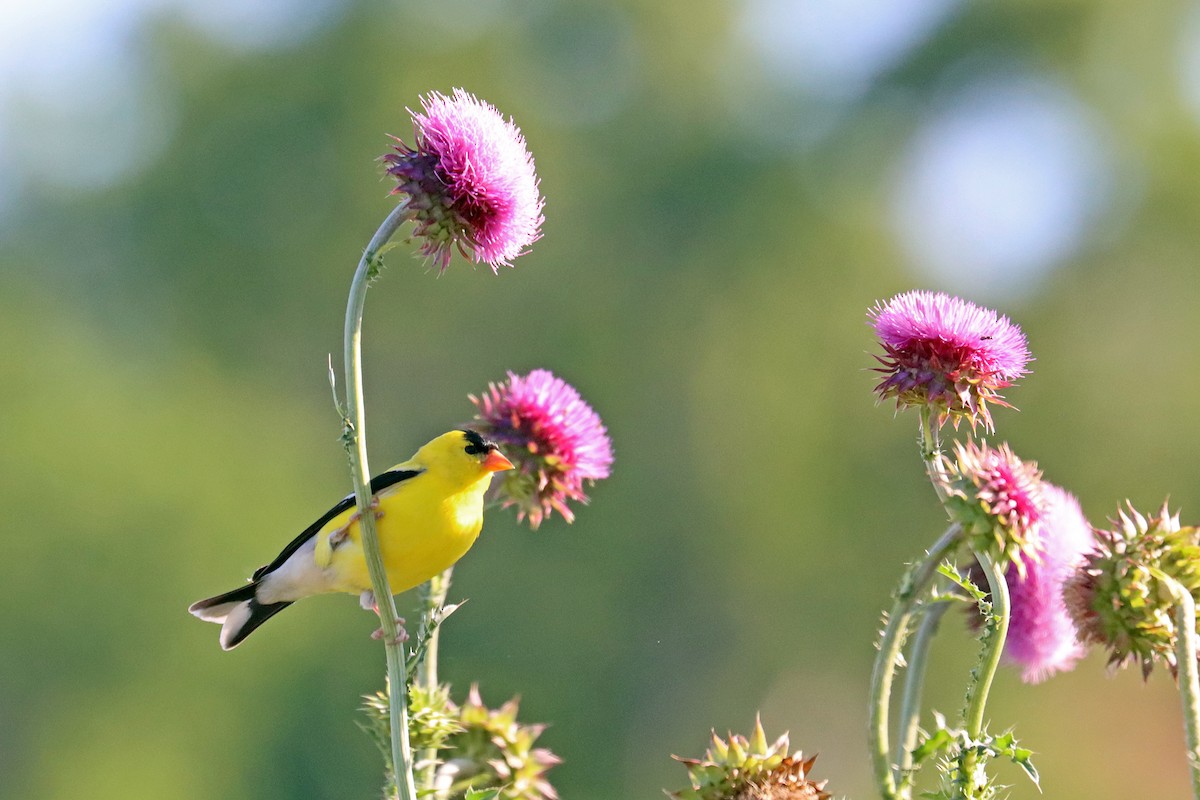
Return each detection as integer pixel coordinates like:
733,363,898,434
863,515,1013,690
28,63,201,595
3,0,1200,798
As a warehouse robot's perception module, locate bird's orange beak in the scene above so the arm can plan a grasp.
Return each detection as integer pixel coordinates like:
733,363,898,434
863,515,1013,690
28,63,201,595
482,450,515,473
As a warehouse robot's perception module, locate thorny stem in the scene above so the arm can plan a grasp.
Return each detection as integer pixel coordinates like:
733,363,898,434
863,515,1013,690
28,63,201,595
417,567,453,789
919,407,948,504
343,199,417,800
959,549,1010,797
1162,573,1200,800
869,524,962,799
896,600,950,797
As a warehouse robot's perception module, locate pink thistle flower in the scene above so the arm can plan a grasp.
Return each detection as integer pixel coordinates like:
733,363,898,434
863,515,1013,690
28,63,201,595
470,369,613,529
1003,484,1094,683
868,290,1031,431
942,440,1044,575
383,89,544,272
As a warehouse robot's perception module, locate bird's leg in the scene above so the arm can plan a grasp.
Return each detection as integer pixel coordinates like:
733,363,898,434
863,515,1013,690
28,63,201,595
361,590,408,643
328,497,386,548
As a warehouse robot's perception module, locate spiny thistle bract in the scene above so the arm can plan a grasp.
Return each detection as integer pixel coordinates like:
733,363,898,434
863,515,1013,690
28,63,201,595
361,682,462,777
470,369,613,529
383,89,544,272
868,290,1030,432
1066,501,1200,679
447,685,560,800
940,440,1044,577
361,683,559,800
670,717,830,800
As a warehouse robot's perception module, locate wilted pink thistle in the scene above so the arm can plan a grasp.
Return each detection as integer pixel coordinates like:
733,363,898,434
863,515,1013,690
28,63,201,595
869,290,1031,431
943,440,1044,575
1003,484,1094,683
383,89,544,272
470,369,612,529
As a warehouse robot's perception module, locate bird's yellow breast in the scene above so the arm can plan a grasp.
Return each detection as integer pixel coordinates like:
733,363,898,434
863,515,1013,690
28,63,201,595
314,470,491,596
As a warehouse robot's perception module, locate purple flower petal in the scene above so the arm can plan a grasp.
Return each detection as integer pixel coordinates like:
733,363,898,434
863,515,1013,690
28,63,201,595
471,369,612,529
868,290,1031,431
383,89,544,271
1004,484,1094,683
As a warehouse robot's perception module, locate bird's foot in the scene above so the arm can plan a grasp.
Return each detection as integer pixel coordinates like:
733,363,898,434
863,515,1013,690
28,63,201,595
329,499,385,547
370,619,408,645
363,496,383,518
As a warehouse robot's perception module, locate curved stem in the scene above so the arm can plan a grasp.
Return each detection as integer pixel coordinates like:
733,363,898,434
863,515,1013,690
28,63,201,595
416,567,453,789
343,200,416,800
869,524,962,799
1162,574,1200,800
896,600,950,796
959,550,1009,796
962,551,1008,737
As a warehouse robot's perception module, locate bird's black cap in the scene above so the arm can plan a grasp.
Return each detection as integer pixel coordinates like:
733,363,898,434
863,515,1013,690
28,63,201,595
460,428,496,455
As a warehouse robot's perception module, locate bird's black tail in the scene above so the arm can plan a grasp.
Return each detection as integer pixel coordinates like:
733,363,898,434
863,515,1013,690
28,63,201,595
188,583,292,650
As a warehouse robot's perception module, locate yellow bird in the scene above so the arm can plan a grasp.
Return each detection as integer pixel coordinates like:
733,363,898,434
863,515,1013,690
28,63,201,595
189,429,514,649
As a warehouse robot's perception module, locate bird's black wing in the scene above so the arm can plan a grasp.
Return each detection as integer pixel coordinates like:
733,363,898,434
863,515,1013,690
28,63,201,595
251,468,423,580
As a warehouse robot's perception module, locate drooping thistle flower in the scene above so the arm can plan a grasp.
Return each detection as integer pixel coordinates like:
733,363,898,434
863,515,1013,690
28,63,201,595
1002,484,1094,683
383,89,544,272
670,717,830,800
940,440,1044,576
470,369,613,529
1066,501,1200,679
868,290,1031,431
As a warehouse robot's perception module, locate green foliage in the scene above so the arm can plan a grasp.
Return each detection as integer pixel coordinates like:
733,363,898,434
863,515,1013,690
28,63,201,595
463,789,502,800
914,713,1039,800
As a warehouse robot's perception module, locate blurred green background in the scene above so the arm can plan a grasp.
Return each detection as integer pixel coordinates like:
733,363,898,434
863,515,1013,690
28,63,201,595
3,0,1199,798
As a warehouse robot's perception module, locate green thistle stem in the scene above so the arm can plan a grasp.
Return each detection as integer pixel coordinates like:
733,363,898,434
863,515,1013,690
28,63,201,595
417,567,453,788
959,549,1009,796
919,407,948,503
343,200,417,800
1162,574,1200,800
896,600,950,797
869,524,962,799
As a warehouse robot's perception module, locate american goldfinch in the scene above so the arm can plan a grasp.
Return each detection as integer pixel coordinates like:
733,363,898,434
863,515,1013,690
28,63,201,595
189,429,513,649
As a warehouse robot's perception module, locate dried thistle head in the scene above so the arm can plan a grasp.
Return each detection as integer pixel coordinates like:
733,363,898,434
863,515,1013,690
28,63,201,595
670,717,830,800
